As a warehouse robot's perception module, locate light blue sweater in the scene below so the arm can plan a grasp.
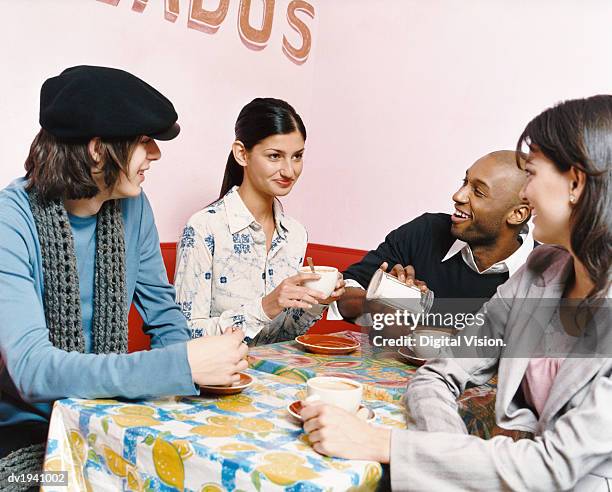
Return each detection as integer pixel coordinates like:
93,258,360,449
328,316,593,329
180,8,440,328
0,178,198,427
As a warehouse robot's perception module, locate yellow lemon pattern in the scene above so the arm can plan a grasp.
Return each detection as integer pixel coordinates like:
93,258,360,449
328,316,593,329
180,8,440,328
207,416,240,426
112,414,160,428
43,354,410,492
43,457,62,472
238,418,275,433
126,468,142,492
68,430,87,464
347,463,382,492
172,440,194,460
215,395,258,413
191,424,240,438
152,437,185,491
118,405,156,417
218,443,259,453
200,484,224,492
257,452,320,486
103,446,134,478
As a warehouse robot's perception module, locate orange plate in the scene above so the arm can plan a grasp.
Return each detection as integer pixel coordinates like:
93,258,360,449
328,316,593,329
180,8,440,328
287,400,374,423
295,334,360,355
199,372,254,396
397,347,426,367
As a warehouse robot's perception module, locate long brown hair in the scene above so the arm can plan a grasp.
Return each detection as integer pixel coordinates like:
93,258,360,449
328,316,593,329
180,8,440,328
25,129,140,202
517,95,612,299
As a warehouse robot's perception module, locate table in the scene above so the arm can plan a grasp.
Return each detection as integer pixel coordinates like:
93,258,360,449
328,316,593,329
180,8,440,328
42,369,406,492
249,331,523,439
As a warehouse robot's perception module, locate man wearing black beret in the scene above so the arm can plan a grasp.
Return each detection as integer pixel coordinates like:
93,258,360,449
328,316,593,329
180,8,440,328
0,66,248,485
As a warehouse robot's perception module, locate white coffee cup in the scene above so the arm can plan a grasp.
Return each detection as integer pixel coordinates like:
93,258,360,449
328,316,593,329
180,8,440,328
306,376,362,413
410,329,452,359
298,266,338,298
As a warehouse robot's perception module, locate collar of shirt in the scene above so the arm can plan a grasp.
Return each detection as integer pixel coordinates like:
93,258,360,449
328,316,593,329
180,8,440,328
441,224,534,276
223,186,288,238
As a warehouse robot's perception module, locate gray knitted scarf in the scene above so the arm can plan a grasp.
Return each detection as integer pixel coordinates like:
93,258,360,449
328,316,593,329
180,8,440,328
0,192,128,491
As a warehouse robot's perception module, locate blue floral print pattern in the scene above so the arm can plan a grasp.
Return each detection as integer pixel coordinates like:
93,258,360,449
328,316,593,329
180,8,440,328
174,186,326,343
179,226,195,250
204,234,215,255
232,233,251,254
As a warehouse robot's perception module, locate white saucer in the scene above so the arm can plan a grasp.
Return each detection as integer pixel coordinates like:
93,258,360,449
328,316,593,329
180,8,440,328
287,400,375,423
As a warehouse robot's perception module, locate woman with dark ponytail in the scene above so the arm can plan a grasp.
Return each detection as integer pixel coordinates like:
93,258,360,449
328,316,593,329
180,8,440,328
175,98,345,344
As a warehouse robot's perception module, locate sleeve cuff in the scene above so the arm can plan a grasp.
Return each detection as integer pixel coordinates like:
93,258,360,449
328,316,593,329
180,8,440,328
390,429,419,490
305,303,326,317
240,297,272,339
157,342,199,396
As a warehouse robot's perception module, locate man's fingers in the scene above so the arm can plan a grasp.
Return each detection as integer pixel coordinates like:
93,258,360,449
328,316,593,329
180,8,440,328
390,264,406,282
415,280,428,292
379,262,388,272
404,265,416,280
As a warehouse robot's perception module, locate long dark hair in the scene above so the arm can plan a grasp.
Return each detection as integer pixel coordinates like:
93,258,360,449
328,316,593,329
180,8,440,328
219,98,307,199
25,129,140,202
517,95,612,299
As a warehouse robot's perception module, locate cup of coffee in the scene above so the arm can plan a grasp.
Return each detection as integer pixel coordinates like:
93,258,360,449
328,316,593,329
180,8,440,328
298,266,338,298
306,376,363,413
410,329,452,359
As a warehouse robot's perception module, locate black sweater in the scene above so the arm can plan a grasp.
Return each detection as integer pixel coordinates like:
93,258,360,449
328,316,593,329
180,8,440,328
344,213,517,313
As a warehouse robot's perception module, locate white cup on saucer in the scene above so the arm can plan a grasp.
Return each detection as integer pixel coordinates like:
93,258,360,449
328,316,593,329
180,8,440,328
306,376,362,413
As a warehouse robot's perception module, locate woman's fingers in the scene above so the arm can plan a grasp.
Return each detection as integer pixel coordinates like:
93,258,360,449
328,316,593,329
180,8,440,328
290,272,321,283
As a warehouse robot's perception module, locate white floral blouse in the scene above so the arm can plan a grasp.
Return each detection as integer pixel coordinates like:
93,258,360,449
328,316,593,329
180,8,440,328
174,186,325,344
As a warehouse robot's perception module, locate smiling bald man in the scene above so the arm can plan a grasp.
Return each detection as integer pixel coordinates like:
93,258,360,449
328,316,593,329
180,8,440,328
333,150,535,321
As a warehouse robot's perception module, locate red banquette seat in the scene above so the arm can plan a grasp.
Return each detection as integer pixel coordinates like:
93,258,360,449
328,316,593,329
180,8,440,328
127,242,367,352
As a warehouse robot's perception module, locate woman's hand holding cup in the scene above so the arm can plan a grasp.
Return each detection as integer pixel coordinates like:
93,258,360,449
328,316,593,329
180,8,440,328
262,273,327,319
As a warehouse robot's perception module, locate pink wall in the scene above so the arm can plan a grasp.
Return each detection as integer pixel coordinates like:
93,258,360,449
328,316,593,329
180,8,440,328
2,1,612,250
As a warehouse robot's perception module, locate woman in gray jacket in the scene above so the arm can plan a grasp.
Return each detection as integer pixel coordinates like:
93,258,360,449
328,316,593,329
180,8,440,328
301,95,612,491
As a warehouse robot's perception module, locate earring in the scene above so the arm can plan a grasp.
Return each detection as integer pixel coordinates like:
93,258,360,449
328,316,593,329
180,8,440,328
569,194,576,203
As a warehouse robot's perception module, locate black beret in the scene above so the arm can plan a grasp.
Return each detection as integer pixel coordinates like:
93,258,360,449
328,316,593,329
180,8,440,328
40,65,180,141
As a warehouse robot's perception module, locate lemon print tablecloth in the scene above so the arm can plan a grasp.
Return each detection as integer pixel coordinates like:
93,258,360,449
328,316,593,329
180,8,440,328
248,331,525,440
42,369,405,492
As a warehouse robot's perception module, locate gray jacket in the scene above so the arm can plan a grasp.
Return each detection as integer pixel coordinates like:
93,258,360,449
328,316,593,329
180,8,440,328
392,245,612,491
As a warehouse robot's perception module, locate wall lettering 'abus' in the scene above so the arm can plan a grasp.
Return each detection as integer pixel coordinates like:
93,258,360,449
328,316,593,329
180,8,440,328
98,0,315,65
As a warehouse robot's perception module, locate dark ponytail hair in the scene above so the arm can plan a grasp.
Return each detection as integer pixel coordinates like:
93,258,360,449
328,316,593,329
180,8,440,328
219,98,307,199
516,95,612,299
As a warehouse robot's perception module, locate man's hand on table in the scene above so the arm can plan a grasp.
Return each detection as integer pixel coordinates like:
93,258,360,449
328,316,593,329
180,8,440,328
300,401,391,463
186,329,248,386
